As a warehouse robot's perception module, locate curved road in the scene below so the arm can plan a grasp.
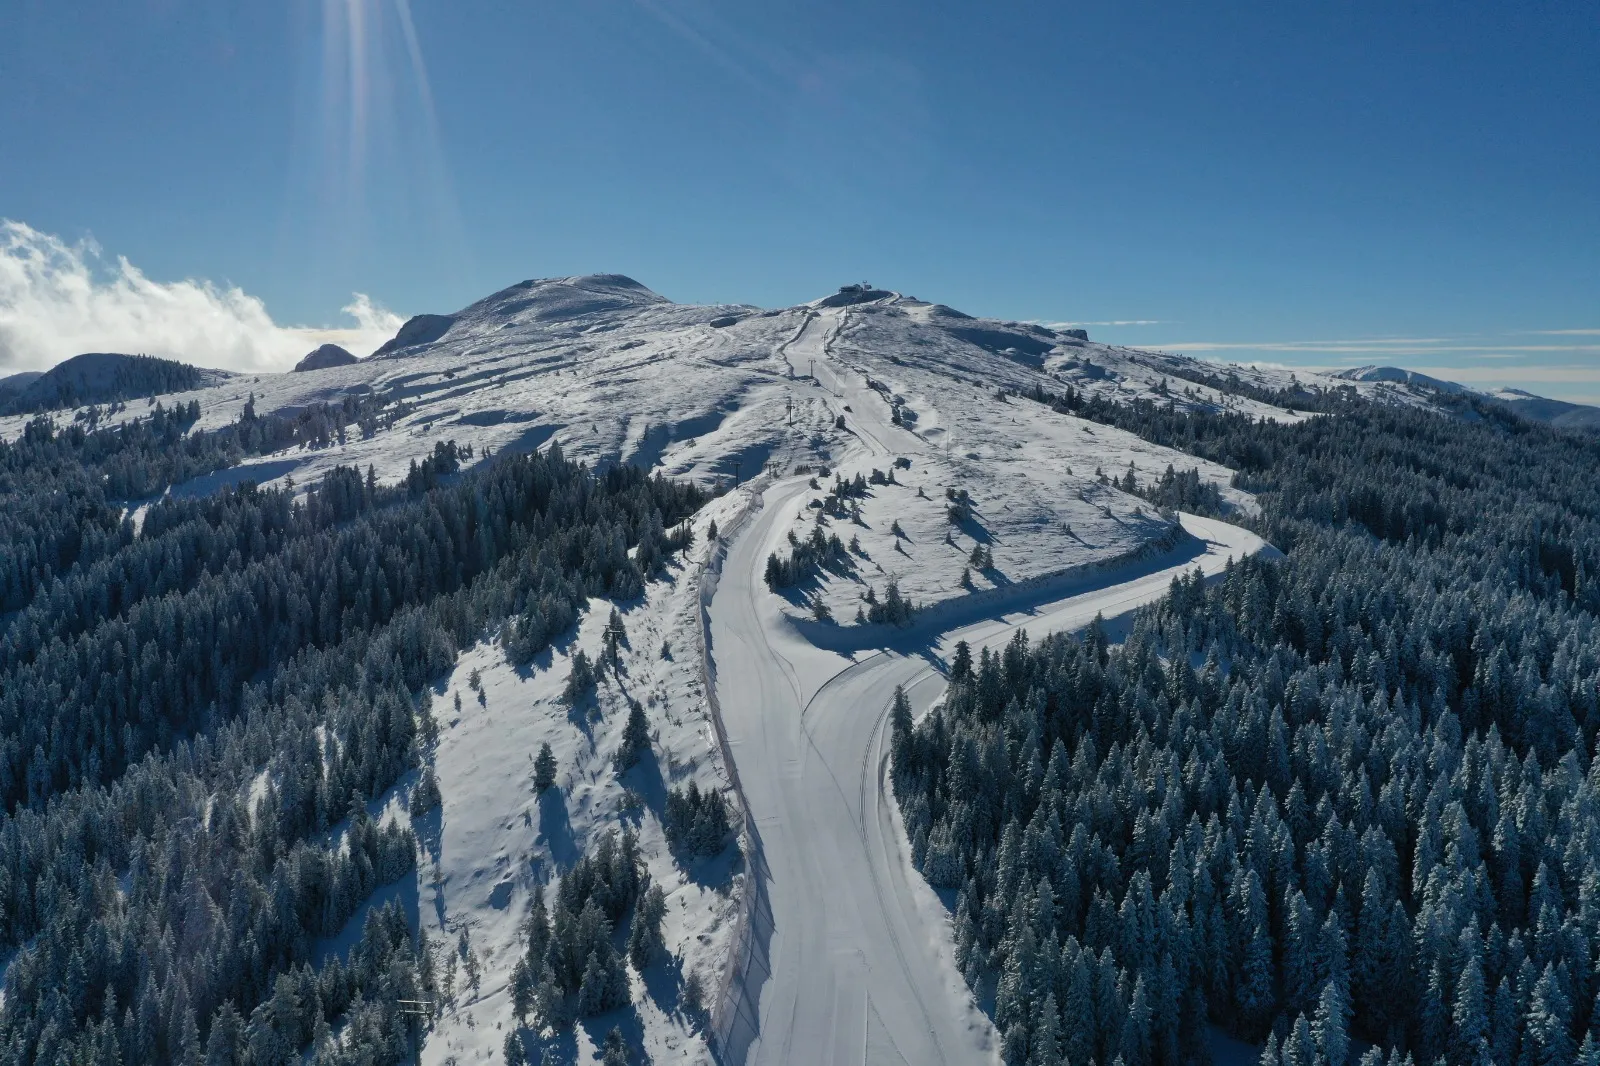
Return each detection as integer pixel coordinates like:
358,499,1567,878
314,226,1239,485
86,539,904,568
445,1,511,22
707,307,1270,1064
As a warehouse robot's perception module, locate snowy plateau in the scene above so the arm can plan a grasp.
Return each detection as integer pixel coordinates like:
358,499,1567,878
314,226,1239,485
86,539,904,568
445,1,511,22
2,276,1434,1064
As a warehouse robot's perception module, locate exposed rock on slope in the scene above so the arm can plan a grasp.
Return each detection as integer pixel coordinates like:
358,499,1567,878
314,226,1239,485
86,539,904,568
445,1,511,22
293,343,358,372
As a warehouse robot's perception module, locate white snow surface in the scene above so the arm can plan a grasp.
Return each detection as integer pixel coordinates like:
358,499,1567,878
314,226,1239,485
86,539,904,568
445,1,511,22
708,492,1271,1062
2,278,1293,622
15,277,1306,1062
414,490,752,1066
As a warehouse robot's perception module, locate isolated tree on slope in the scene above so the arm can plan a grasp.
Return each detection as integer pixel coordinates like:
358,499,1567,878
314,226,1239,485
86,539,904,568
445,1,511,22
563,650,596,704
603,1027,631,1066
534,743,557,792
616,699,650,770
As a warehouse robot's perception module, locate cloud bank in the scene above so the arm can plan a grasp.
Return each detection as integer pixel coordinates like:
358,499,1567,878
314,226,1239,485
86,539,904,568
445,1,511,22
1144,332,1600,405
0,220,402,374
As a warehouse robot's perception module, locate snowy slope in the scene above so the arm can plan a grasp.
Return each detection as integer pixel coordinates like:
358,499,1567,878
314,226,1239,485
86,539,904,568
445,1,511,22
1485,386,1600,430
2,276,1300,1063
708,502,1271,1065
415,491,754,1066
0,279,1265,622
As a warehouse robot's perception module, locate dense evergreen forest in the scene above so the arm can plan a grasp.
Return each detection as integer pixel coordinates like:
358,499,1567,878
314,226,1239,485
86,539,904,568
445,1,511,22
0,354,211,416
894,395,1600,1065
0,406,708,1064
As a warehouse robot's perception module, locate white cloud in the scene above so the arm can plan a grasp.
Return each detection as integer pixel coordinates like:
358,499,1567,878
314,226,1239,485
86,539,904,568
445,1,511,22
1147,338,1600,357
1040,319,1165,328
0,220,402,373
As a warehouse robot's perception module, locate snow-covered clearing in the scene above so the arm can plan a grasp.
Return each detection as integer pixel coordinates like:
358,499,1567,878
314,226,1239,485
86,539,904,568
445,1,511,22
412,489,750,1065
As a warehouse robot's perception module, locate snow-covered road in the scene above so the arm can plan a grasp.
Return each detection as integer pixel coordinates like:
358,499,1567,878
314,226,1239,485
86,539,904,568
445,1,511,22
708,478,1268,1065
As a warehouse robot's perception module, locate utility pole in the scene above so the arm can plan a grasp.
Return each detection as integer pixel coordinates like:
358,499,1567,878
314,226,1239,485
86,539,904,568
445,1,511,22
398,999,434,1065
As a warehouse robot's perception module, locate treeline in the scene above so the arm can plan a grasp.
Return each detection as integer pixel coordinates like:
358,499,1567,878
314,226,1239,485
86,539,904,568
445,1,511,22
895,394,1600,1064
0,391,412,613
0,353,208,416
1037,386,1600,613
1132,364,1356,415
1112,463,1229,519
0,432,710,1063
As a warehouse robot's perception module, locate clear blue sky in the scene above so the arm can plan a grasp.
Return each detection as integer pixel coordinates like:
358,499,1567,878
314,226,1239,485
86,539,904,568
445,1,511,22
3,1,1597,397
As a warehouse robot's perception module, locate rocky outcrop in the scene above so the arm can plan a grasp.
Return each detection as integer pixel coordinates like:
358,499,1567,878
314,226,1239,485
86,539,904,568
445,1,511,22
293,344,358,372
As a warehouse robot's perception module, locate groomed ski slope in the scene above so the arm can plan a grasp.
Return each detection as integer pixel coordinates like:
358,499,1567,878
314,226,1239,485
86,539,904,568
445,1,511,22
706,304,1274,1064
709,492,1269,1065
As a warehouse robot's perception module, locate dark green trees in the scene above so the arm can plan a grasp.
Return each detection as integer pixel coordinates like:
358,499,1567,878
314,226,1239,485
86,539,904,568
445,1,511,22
534,743,558,792
895,394,1600,1065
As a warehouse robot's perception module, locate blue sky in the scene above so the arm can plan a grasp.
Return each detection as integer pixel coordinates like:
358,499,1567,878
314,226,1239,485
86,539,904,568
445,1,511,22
2,1,1597,398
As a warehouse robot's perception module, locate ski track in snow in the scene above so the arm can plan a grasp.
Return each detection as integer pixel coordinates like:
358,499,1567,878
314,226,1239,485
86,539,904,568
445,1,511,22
706,307,1272,1064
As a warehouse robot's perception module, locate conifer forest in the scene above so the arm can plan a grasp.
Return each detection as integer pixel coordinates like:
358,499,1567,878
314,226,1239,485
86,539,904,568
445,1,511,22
893,396,1600,1066
5,380,1600,1066
0,403,708,1064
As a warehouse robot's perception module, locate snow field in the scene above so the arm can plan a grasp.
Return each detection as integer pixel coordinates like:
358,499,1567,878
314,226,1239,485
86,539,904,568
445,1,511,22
413,490,750,1065
0,276,1330,1063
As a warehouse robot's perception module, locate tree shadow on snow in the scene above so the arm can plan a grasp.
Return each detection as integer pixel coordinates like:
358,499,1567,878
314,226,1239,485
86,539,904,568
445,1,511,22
412,800,443,866
577,1004,647,1064
523,1025,579,1065
620,748,669,813
953,514,993,545
676,838,741,894
638,952,686,1016
788,527,1210,659
537,787,580,869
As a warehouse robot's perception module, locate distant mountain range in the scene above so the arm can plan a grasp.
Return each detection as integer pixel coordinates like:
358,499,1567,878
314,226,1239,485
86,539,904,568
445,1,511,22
1484,386,1600,430
1334,364,1600,429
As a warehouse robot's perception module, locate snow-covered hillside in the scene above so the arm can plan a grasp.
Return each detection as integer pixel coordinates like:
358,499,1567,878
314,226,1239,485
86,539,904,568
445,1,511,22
0,277,1298,616
0,276,1354,1062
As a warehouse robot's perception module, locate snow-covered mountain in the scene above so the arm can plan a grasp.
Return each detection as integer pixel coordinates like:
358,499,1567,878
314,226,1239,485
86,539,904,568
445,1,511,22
1333,363,1469,393
5,275,1597,1064
1,275,1341,619
1485,385,1600,430
0,351,231,414
1333,364,1600,429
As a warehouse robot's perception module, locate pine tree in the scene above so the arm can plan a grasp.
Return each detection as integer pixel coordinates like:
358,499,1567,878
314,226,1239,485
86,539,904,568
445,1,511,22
950,640,972,681
617,700,650,770
563,650,596,704
1120,975,1153,1066
410,766,442,815
511,956,535,1025
1314,977,1352,1066
1453,955,1489,1065
627,886,667,970
534,743,558,792
890,685,914,767
602,1027,630,1066
1526,964,1574,1066
206,1001,243,1066
1032,992,1064,1066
